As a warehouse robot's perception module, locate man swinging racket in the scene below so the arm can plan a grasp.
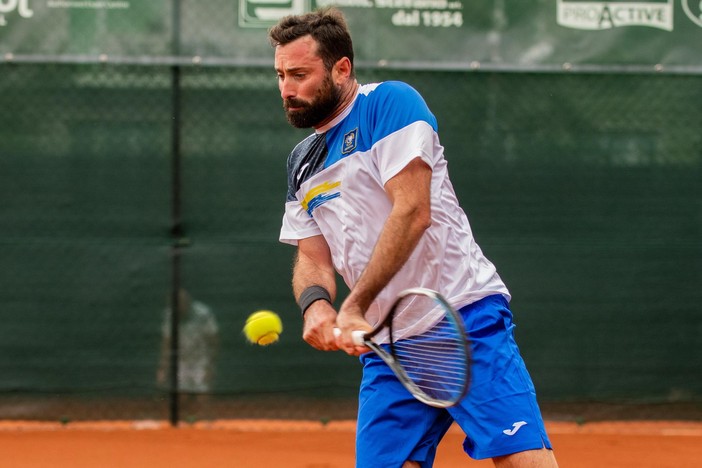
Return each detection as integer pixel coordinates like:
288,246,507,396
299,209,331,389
270,7,559,467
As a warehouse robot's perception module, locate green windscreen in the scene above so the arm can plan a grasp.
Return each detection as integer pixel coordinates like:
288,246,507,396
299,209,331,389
1,0,700,422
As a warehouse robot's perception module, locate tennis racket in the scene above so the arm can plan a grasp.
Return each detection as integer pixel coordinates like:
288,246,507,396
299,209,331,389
335,287,470,408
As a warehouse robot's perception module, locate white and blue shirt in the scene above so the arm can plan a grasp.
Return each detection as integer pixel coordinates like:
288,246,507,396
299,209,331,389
280,81,509,341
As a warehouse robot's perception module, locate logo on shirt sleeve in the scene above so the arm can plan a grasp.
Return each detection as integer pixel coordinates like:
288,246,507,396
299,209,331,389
341,128,358,154
301,181,341,216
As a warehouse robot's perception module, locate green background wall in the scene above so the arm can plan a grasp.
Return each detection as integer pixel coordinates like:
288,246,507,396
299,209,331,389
1,1,701,421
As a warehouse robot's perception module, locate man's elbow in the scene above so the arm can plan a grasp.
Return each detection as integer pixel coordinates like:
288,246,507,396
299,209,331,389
412,204,432,234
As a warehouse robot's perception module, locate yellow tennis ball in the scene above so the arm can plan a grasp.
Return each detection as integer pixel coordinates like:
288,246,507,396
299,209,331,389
243,310,283,346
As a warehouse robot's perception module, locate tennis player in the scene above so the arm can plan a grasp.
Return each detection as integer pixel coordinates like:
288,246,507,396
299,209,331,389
270,7,559,467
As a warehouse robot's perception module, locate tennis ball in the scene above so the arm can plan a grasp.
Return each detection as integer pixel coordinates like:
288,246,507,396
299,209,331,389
243,310,283,346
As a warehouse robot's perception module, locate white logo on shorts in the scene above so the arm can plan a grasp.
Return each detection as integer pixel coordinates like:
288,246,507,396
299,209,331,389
503,421,528,436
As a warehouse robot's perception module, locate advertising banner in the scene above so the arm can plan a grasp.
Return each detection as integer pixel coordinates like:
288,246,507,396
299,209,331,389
0,1,700,68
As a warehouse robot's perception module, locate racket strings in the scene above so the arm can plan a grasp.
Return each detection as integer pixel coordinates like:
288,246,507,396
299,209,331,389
391,316,468,401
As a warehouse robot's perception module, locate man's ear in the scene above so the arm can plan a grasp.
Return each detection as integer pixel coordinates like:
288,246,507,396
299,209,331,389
332,57,352,84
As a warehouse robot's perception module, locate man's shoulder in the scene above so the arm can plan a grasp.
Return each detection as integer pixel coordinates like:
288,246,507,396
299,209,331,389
285,132,329,198
358,81,426,116
291,131,323,152
288,132,327,166
359,80,417,98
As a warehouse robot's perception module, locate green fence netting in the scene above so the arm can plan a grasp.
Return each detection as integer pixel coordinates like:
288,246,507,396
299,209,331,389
1,61,700,422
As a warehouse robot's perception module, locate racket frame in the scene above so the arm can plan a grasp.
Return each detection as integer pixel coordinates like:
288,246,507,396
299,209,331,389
355,287,470,408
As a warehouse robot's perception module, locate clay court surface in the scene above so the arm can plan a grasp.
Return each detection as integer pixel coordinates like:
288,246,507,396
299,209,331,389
2,419,701,468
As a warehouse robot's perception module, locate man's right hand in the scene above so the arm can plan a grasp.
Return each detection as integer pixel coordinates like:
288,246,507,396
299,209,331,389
302,300,340,351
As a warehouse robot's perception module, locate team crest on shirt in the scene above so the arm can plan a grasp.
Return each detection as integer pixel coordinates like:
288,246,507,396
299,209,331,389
341,128,358,154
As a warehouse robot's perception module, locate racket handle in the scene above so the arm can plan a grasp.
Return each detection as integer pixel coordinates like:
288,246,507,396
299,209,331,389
332,328,366,345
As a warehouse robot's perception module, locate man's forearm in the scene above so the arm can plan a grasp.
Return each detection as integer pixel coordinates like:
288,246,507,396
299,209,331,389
342,158,432,314
293,240,341,351
292,249,337,303
343,202,429,312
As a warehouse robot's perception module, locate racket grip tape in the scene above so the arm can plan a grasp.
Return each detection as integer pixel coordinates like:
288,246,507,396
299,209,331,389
332,328,366,345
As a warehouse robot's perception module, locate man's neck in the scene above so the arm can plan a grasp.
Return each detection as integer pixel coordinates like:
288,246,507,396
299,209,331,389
314,80,359,132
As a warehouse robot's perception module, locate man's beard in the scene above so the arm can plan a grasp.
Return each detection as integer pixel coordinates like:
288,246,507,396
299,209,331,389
284,74,341,129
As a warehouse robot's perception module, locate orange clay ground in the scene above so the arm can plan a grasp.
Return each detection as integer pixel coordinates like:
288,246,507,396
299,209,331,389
1,420,701,467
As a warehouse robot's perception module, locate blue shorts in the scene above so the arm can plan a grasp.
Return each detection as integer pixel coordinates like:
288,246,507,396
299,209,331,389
356,295,552,467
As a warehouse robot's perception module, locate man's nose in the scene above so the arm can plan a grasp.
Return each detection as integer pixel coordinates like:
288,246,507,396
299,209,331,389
279,78,296,100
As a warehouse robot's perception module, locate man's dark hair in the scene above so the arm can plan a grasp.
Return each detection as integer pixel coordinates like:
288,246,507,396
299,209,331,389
268,7,354,76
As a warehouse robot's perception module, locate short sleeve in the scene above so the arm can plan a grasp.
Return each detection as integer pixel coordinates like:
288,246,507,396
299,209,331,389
279,200,322,245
